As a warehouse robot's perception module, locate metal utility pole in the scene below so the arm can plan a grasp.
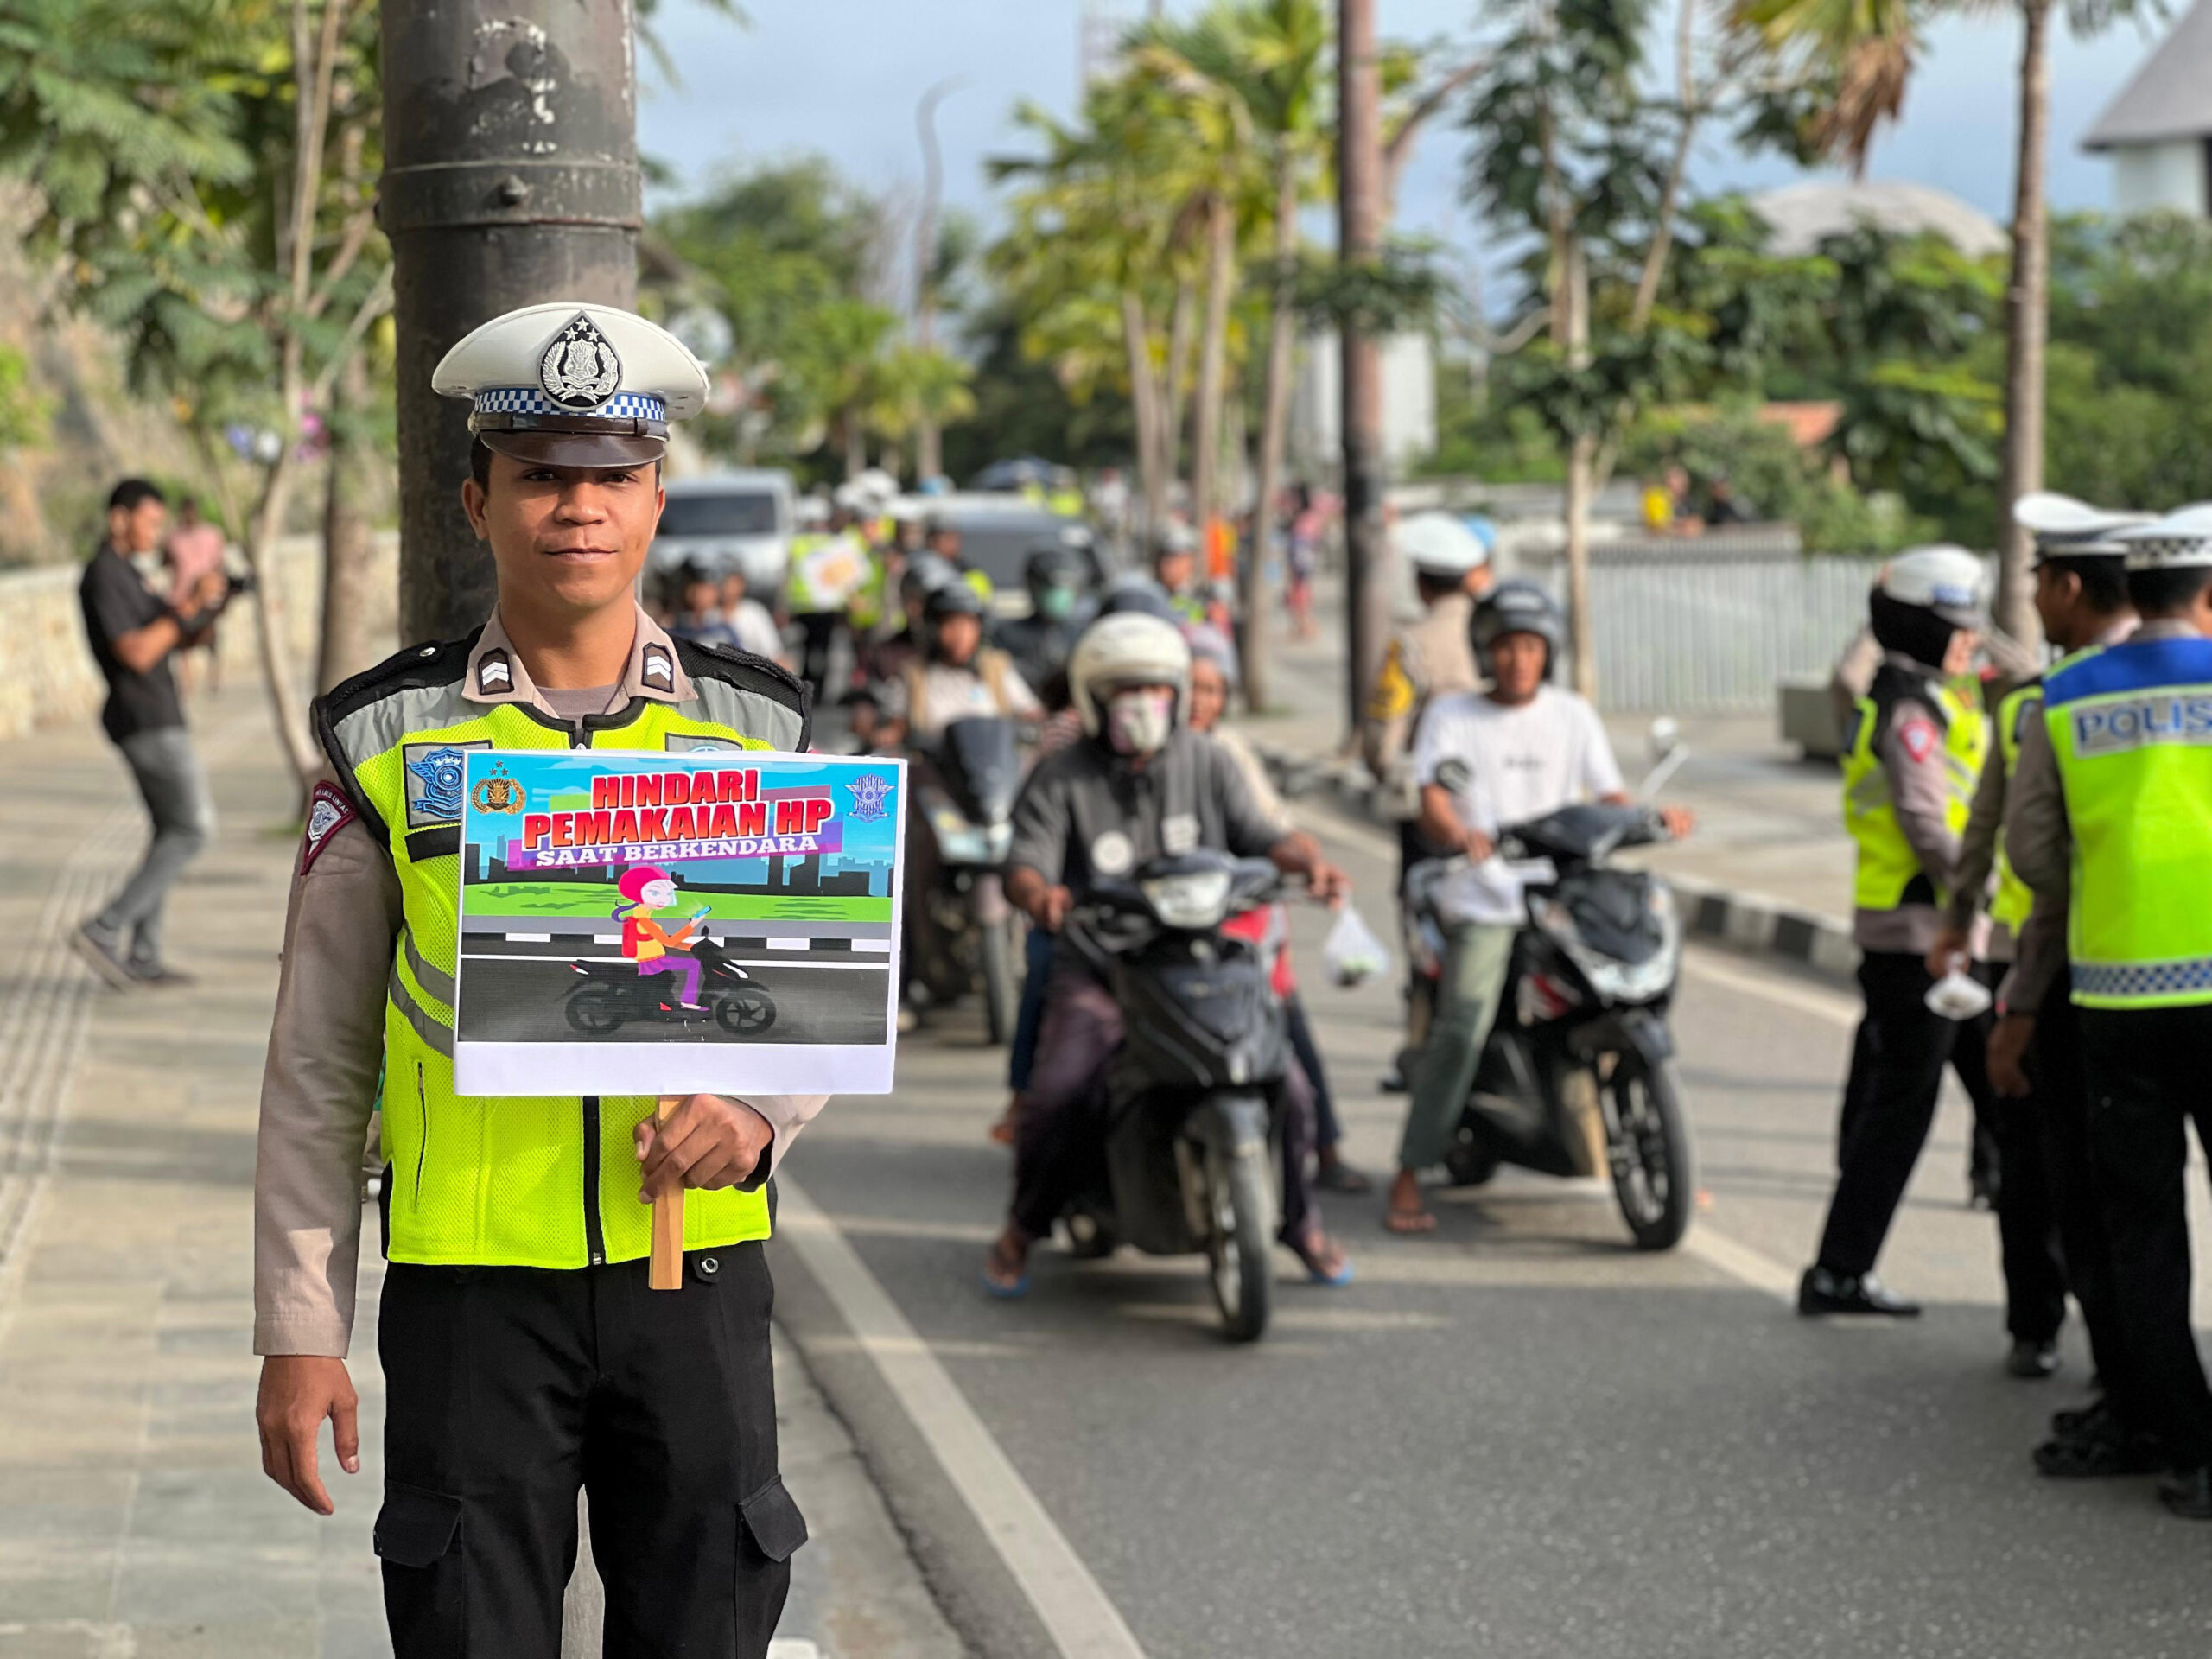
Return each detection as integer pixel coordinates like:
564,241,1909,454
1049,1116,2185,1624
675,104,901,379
913,78,961,485
382,0,645,643
1337,0,1386,741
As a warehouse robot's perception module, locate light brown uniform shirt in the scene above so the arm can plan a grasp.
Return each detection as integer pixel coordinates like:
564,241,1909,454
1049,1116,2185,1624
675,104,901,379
1853,654,1986,957
252,606,829,1358
1363,592,1479,818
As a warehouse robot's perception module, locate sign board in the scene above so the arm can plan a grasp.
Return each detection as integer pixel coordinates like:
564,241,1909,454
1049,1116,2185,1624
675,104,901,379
450,749,905,1097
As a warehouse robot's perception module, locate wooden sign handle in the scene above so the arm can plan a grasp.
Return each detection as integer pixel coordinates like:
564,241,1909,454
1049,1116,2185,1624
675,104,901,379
650,1095,684,1291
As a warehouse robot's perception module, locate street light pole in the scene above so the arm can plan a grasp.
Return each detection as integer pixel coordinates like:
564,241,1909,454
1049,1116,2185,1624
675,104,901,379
381,0,646,643
1337,0,1385,741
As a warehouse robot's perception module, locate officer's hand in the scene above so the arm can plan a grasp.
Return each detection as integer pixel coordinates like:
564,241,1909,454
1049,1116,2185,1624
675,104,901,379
635,1094,775,1198
257,1355,359,1516
1924,925,1968,982
1986,1013,2035,1099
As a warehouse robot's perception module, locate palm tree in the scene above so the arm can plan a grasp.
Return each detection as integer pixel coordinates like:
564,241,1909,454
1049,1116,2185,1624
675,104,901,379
1730,0,2149,648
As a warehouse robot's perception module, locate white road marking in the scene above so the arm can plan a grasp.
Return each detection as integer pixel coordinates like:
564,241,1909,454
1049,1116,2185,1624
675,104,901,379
775,1176,1147,1659
1679,1224,1802,1306
460,952,885,971
766,937,810,952
505,931,552,942
1681,947,1858,1027
853,938,892,952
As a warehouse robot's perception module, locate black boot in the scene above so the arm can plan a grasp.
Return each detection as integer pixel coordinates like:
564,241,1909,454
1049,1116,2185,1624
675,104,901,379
1797,1266,1921,1318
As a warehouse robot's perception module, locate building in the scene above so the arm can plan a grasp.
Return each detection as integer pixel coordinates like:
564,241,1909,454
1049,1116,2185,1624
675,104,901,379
2083,0,2212,218
1289,333,1438,480
1747,181,2007,259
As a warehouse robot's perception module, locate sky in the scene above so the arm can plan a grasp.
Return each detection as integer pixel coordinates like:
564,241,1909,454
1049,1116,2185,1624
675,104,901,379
636,0,2175,308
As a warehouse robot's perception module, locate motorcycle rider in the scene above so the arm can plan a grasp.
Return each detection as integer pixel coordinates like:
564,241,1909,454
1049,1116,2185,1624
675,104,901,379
881,580,1042,746
1387,582,1690,1235
993,543,1094,693
1802,547,1993,1317
984,613,1353,1294
1364,512,1495,1090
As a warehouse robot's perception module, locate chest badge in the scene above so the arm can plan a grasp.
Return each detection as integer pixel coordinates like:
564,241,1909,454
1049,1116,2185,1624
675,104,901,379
1091,830,1135,876
402,740,492,828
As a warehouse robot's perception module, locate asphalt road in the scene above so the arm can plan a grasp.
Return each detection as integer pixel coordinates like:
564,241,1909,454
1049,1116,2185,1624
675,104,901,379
454,943,890,1046
772,804,2212,1659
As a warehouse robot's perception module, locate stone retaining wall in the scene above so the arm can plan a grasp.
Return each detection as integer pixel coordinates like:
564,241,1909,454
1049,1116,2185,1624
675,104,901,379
0,532,397,739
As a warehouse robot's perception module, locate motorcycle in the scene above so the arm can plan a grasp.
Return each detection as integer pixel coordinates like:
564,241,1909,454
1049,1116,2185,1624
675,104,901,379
912,715,1028,1044
563,936,779,1039
1405,798,1694,1251
1065,849,1295,1343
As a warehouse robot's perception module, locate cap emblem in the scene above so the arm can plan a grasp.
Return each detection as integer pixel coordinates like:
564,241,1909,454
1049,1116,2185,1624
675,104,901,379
539,312,624,411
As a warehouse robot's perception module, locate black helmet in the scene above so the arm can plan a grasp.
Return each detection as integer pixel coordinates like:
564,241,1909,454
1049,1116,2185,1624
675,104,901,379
899,553,958,605
923,580,986,623
1097,575,1175,622
1025,544,1085,594
1472,581,1565,664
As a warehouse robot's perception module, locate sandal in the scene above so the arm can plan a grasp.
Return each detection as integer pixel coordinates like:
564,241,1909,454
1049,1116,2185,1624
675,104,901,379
981,1234,1031,1300
1382,1203,1437,1235
1289,1228,1354,1287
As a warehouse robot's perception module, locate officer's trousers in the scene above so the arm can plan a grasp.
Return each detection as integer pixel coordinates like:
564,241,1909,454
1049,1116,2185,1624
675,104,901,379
375,1244,805,1658
2029,982,2135,1420
2079,1004,2212,1468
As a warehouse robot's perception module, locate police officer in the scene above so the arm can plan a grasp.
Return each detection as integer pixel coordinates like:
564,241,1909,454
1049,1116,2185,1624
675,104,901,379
253,302,822,1654
993,543,1093,693
1363,511,1491,1086
1801,548,1991,1317
1927,497,2147,1381
2008,503,2212,1520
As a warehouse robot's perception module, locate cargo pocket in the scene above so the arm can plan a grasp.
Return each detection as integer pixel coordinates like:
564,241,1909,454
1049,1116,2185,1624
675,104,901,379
375,1483,465,1648
738,1476,808,1562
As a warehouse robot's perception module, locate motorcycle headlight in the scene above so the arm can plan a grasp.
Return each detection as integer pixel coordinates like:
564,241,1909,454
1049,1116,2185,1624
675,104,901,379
1528,887,1681,1005
1141,869,1233,930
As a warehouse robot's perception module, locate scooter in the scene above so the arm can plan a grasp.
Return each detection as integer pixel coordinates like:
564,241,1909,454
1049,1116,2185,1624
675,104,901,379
1404,798,1694,1251
1064,849,1294,1343
912,715,1028,1044
563,937,779,1039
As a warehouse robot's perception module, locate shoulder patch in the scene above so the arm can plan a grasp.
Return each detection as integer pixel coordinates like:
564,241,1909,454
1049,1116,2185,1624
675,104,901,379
641,642,676,691
476,647,513,696
301,781,357,874
1895,715,1939,764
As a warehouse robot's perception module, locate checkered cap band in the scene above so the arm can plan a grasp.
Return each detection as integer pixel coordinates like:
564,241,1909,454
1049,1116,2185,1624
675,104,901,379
472,388,667,422
2073,957,2212,1001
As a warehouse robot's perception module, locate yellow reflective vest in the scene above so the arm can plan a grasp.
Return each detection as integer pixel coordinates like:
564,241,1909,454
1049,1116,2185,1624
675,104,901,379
1841,674,1986,913
317,630,809,1267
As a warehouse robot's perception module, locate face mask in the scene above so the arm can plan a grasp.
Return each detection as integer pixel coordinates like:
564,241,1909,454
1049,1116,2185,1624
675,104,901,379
1106,688,1175,756
1037,585,1077,621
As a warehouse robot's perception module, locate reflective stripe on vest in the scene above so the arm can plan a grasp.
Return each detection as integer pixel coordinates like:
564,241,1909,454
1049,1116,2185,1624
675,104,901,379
2044,636,2212,1009
326,671,803,1268
1840,679,1986,913
1988,683,2038,934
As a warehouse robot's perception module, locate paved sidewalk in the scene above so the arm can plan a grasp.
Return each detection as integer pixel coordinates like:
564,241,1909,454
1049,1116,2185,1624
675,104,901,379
0,685,958,1657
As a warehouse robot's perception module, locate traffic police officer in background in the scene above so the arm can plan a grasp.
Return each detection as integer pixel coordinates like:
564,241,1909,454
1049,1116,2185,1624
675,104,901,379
253,302,823,1654
1802,548,1992,1318
1362,511,1492,1086
2008,503,2212,1520
1926,496,2145,1383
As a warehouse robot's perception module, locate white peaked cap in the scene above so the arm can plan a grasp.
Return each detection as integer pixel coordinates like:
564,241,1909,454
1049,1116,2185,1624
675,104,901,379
1396,512,1492,577
433,302,710,467
2013,492,2152,552
2111,503,2212,569
1880,545,1986,613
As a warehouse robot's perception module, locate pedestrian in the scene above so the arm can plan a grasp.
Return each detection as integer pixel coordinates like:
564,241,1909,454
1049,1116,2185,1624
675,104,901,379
72,478,232,989
1362,512,1492,1090
252,302,822,1654
2006,501,2212,1521
1801,548,1991,1317
1285,484,1319,641
719,563,788,664
1927,496,2148,1381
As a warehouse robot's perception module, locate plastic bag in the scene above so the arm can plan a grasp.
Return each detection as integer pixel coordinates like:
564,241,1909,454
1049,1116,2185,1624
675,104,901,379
1924,966,1993,1021
1323,905,1392,988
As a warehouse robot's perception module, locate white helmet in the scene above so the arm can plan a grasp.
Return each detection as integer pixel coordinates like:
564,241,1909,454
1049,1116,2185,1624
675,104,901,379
1398,511,1491,578
853,467,900,507
2111,503,2212,569
2013,492,2151,552
1878,545,1986,628
1068,613,1192,737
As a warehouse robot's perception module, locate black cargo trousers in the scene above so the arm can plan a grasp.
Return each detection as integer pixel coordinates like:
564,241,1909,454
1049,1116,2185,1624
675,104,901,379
373,1242,806,1657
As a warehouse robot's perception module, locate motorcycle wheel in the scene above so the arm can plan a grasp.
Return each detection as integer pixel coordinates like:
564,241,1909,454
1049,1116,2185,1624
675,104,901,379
714,987,779,1038
1204,1142,1274,1344
1605,1052,1694,1251
1062,1205,1118,1261
565,985,625,1036
981,916,1021,1047
1442,1132,1501,1189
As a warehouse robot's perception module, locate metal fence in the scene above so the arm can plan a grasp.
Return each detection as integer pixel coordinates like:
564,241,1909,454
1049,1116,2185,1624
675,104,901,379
1544,540,1897,715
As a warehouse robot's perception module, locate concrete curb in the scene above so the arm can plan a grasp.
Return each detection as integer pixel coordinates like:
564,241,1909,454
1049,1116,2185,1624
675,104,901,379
1250,739,1860,990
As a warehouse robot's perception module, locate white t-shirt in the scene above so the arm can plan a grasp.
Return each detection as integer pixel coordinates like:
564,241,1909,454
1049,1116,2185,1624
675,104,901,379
1412,685,1625,923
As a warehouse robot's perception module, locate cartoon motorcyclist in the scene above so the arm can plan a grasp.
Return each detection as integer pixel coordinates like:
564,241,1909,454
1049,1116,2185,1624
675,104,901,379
614,864,711,1010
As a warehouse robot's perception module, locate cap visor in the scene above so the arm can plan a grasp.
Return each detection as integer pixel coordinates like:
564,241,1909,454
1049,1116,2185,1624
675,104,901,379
479,429,667,469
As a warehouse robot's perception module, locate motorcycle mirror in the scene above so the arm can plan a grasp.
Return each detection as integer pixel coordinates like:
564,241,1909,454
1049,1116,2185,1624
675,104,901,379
1647,717,1682,761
